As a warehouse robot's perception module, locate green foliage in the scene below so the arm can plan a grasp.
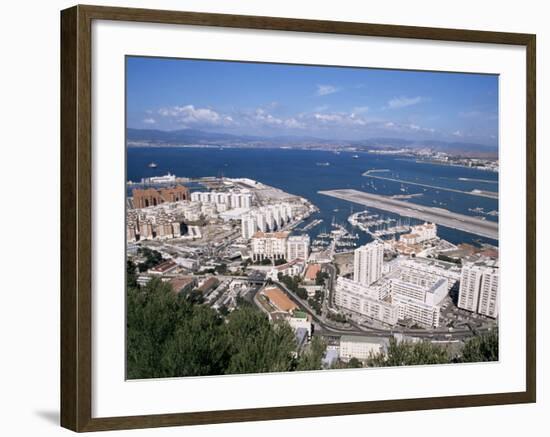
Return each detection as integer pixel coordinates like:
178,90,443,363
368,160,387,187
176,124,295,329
308,298,322,315
225,307,297,374
296,287,308,300
274,258,288,266
214,263,227,274
327,312,346,323
347,357,363,368
186,289,205,305
296,336,327,371
279,275,304,297
367,338,450,367
126,260,138,288
437,254,461,264
127,279,307,379
137,247,163,272
315,270,329,286
460,329,498,362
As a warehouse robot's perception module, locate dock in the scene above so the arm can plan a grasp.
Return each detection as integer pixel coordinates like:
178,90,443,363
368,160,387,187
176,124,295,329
319,189,498,240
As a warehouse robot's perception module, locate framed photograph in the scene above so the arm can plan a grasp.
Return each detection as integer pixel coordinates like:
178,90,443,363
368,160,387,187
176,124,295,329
60,5,536,432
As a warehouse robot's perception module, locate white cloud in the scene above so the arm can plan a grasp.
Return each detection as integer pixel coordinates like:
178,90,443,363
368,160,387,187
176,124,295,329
316,84,340,96
142,118,156,125
352,106,369,114
387,96,424,109
158,105,234,127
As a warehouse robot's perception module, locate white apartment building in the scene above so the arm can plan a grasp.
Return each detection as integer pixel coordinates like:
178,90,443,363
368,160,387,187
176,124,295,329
334,277,398,325
240,203,296,239
190,190,252,210
287,235,310,261
392,294,442,328
250,231,289,261
395,258,460,291
266,259,305,281
241,214,257,240
389,266,447,328
399,222,437,245
339,336,388,362
458,262,499,318
353,240,384,286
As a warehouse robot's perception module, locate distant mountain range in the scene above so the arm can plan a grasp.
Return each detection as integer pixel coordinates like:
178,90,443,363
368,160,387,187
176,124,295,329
127,128,498,158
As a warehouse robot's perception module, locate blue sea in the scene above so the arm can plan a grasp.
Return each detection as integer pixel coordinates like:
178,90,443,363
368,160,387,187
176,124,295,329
127,147,499,247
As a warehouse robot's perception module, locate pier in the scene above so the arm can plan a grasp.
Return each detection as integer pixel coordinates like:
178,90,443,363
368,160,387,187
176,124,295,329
319,189,498,240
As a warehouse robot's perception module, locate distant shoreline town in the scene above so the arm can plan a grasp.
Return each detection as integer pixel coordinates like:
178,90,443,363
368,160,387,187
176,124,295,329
127,141,499,169
126,171,499,372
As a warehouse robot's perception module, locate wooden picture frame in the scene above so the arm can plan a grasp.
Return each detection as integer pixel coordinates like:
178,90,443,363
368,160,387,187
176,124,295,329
60,4,536,432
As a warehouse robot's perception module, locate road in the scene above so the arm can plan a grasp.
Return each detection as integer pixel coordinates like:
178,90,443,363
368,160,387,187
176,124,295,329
319,189,498,240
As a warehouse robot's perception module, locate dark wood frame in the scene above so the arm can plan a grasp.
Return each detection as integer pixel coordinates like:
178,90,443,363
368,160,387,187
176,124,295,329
61,4,536,432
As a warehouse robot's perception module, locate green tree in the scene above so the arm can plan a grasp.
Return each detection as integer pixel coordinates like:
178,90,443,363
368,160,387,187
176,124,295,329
127,260,138,288
214,263,227,275
296,287,308,300
126,278,184,379
347,357,363,368
225,307,297,374
274,258,288,266
315,271,329,286
460,330,498,362
367,338,450,367
160,305,229,377
296,336,327,371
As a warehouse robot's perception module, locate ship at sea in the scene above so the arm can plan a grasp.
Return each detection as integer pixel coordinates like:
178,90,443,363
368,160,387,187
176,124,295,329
352,154,359,159
148,162,158,168
316,162,330,166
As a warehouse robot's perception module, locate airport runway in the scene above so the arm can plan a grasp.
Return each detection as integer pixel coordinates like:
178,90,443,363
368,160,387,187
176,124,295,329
362,172,498,199
319,189,498,240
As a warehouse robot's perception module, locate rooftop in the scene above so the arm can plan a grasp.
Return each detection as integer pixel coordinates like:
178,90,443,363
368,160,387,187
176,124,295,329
252,231,290,239
340,335,389,345
263,287,297,312
168,276,195,293
304,264,321,281
150,260,177,273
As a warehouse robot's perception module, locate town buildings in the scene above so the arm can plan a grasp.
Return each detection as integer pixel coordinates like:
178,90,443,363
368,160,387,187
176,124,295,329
250,231,290,261
353,240,384,286
240,203,295,239
339,336,389,362
286,235,311,261
399,222,438,245
335,243,452,328
458,261,499,318
250,231,310,263
132,185,189,209
266,259,305,281
190,189,253,210
334,277,398,325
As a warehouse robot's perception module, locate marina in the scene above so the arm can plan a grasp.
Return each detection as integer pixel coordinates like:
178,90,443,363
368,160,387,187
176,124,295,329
319,189,498,240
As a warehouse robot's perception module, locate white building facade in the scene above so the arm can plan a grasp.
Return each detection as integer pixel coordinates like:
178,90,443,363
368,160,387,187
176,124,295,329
287,235,310,261
458,262,499,318
250,231,289,261
353,241,384,286
334,277,398,326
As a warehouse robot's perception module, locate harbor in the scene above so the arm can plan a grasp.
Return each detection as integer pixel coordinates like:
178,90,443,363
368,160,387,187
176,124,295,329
319,189,498,240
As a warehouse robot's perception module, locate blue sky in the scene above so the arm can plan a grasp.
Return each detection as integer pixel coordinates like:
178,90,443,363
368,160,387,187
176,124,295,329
126,56,499,146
